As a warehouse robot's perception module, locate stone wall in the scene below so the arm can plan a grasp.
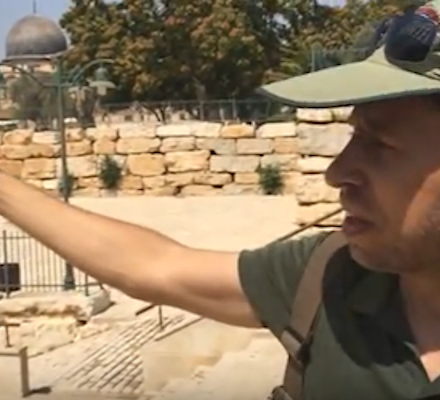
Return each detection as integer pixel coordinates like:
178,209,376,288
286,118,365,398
0,107,352,225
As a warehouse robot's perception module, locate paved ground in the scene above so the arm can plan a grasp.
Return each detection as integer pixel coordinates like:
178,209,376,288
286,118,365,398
154,334,287,400
0,195,302,397
31,307,198,396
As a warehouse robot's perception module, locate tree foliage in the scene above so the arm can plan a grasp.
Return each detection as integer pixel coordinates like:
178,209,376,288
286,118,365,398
59,0,423,103
8,72,77,130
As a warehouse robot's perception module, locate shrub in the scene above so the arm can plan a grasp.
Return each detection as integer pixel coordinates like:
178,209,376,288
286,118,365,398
98,155,123,190
257,164,284,195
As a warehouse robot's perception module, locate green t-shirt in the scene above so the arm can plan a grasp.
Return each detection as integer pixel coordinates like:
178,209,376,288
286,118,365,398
238,232,440,400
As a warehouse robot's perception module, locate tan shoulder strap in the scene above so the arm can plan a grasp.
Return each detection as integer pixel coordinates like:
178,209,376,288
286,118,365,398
274,231,347,400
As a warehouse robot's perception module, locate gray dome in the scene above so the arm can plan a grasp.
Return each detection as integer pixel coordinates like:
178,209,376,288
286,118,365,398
5,15,68,61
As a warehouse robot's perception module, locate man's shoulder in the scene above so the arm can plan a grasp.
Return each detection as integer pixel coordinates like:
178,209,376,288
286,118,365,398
237,230,335,335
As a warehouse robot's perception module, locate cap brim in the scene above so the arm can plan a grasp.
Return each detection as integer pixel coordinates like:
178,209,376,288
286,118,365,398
257,59,440,108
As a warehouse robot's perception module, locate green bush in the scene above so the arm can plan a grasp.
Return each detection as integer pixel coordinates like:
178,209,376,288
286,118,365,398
257,164,284,195
98,155,123,190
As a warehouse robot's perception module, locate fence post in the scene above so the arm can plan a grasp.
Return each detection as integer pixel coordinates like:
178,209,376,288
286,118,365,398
1,230,10,297
84,274,89,296
158,306,164,330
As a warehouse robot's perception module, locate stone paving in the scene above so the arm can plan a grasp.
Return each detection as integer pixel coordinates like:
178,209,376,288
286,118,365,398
30,307,198,396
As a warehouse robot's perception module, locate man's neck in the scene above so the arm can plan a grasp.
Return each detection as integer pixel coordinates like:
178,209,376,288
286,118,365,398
400,272,440,321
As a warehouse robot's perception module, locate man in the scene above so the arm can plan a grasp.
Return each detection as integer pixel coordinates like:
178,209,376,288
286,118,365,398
3,3,440,399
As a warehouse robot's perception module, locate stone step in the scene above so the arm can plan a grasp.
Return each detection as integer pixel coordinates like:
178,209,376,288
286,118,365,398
152,335,287,400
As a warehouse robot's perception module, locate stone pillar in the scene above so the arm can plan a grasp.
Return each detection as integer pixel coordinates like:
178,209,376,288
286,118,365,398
0,346,30,397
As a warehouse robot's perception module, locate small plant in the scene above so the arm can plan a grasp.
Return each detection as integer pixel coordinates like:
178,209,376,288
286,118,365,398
58,172,76,198
257,164,284,195
98,155,123,191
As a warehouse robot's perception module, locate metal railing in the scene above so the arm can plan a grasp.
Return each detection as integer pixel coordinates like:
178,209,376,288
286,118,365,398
0,97,291,128
0,229,95,297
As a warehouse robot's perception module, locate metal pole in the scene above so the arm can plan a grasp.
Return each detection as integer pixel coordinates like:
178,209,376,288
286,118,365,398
56,58,76,291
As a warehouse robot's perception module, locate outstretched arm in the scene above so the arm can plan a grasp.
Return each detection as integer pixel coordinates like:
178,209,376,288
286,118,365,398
0,172,261,328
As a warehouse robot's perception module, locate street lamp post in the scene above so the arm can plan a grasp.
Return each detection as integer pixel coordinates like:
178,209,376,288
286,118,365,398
0,14,116,291
0,59,116,290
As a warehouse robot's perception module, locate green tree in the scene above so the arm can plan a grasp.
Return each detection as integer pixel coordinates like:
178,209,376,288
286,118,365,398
60,0,284,107
8,72,76,130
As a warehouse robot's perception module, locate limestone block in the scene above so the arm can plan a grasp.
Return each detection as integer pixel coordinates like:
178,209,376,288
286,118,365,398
32,130,58,144
116,138,161,154
296,108,333,123
210,156,259,173
180,185,221,196
297,156,333,173
144,186,178,196
256,122,296,138
66,128,86,142
297,123,351,156
192,122,222,138
165,173,195,187
112,155,128,172
28,143,58,158
59,155,96,178
93,137,116,155
221,183,260,195
17,317,78,356
116,189,144,196
3,129,32,145
164,150,210,173
1,290,111,322
234,172,259,185
157,124,193,137
0,145,30,160
120,175,144,190
296,203,344,226
193,172,232,186
196,138,236,155
26,179,44,189
41,179,59,191
127,154,165,176
22,158,56,179
86,126,118,141
260,154,298,171
0,160,22,177
331,106,353,122
66,139,92,156
220,123,255,139
0,347,30,396
160,137,195,152
236,138,273,155
295,174,339,204
77,177,102,189
117,123,157,138
273,138,298,154
282,171,301,194
143,176,166,189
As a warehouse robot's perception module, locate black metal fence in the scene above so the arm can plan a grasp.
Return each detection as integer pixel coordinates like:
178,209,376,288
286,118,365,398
0,97,290,129
0,229,96,297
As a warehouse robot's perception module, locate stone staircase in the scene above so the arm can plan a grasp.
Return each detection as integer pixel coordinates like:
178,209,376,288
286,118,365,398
142,320,287,400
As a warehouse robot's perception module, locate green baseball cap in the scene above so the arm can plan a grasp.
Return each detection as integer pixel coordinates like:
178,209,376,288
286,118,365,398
257,2,440,108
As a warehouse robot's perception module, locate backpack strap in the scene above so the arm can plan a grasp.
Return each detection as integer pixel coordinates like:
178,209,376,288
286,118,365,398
270,231,347,400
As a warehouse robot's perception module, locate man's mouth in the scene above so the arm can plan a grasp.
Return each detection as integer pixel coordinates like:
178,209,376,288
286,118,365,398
342,214,374,236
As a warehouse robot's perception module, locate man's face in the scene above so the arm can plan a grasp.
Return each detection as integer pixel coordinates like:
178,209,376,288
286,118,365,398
325,96,440,274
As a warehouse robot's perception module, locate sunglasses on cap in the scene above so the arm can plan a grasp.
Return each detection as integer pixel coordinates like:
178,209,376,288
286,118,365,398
370,4,440,63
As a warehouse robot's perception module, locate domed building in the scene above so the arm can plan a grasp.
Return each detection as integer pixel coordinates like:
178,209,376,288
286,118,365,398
4,15,68,62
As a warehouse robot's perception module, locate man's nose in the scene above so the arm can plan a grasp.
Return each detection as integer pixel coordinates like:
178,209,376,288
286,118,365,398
325,140,364,189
